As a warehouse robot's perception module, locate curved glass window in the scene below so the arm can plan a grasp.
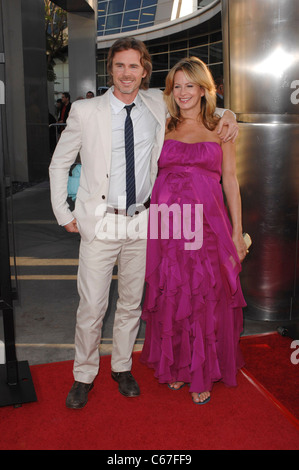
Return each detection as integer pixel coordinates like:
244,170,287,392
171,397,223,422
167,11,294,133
108,0,125,13
126,0,141,8
97,0,157,36
106,13,122,29
123,9,139,27
140,6,156,25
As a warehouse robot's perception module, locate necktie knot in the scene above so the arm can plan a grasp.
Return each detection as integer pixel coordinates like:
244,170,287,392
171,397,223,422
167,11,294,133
124,103,135,116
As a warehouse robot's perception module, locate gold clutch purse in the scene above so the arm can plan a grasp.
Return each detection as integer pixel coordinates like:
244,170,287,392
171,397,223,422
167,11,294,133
243,232,252,250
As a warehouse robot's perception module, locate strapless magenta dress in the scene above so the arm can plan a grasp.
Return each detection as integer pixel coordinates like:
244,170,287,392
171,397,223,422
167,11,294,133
140,140,246,393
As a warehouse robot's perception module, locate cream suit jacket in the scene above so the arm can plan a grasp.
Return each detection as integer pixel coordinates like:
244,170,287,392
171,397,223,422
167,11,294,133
49,88,168,243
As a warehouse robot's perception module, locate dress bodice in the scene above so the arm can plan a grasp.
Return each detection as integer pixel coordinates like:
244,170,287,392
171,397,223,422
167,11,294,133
158,139,223,182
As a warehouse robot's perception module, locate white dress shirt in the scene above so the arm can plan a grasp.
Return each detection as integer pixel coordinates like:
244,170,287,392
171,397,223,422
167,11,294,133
108,88,159,209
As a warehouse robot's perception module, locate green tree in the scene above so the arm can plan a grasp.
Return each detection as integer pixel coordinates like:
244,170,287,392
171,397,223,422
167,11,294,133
45,0,68,81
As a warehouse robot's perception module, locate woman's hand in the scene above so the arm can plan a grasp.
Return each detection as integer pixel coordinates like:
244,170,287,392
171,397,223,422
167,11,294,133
232,232,248,262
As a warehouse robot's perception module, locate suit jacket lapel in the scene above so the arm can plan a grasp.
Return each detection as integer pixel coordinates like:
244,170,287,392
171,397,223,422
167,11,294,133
96,91,112,172
138,89,166,128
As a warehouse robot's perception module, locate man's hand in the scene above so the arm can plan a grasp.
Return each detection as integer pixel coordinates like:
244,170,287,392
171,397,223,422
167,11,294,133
217,110,239,143
64,219,79,233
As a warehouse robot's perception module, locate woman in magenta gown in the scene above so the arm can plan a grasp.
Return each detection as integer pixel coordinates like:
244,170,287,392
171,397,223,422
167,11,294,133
140,57,248,404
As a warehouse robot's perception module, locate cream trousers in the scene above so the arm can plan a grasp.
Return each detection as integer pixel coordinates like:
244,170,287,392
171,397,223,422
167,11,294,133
73,211,148,384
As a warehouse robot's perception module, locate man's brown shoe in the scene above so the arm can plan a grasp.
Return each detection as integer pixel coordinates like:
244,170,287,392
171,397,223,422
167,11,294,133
111,371,140,397
66,381,94,409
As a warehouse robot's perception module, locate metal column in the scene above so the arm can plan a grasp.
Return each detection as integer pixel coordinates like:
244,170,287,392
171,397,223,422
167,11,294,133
222,0,299,322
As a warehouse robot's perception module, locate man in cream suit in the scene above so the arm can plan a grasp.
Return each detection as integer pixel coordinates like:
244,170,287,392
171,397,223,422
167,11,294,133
49,37,238,409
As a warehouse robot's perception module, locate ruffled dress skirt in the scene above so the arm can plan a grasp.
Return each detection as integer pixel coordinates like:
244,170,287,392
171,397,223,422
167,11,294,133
140,140,246,393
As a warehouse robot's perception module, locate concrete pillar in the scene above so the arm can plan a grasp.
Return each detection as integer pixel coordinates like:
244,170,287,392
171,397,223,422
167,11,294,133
2,0,28,181
67,7,97,100
2,0,50,181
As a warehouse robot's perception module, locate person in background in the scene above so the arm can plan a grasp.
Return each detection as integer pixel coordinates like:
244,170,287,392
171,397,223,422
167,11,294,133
55,98,62,119
215,76,224,107
58,92,71,132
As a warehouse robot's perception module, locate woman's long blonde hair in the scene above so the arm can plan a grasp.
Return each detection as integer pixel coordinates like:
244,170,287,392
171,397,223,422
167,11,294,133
164,57,219,132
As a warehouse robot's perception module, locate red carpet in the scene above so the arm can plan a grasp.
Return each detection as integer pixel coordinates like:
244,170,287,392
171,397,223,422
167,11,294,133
0,347,299,450
240,332,299,420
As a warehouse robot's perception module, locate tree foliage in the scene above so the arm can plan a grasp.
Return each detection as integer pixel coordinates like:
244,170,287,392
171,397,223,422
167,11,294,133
45,0,68,82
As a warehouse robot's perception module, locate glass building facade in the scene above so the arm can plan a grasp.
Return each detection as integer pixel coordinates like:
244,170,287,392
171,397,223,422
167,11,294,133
97,0,158,36
97,8,223,91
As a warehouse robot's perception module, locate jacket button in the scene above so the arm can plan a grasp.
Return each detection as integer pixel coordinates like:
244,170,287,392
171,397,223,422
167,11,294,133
102,195,105,199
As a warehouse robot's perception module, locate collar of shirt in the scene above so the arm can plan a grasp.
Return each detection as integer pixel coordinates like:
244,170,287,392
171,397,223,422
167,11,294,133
109,86,142,115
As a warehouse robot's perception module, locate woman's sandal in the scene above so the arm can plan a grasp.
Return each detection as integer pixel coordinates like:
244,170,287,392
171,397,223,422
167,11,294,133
167,382,186,391
192,392,211,405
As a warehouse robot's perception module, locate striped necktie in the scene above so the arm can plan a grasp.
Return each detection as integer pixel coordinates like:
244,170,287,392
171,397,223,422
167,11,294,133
124,103,136,215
